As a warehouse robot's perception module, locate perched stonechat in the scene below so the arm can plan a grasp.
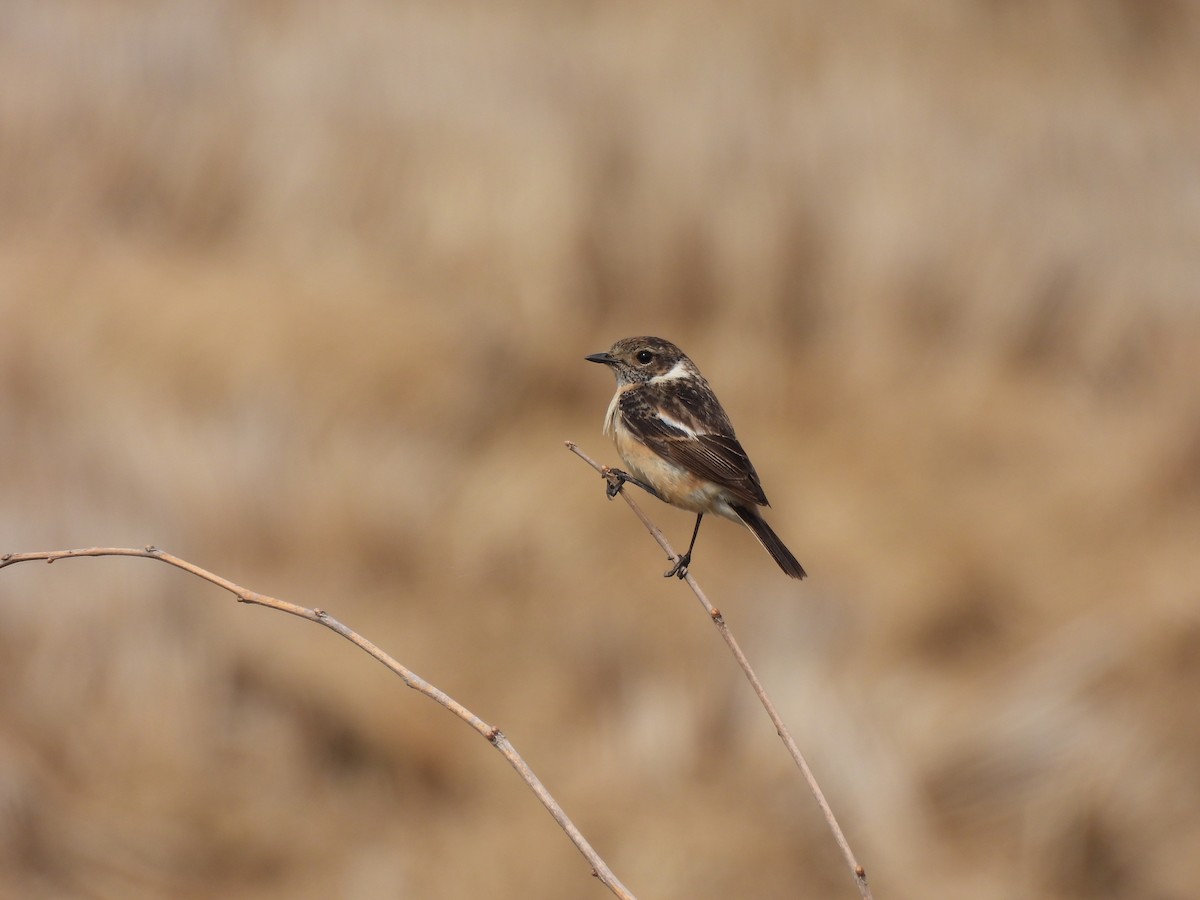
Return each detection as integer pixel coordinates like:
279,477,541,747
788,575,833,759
586,336,805,580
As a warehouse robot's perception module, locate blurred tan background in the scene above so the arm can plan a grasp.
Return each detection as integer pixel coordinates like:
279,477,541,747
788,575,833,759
2,2,1199,898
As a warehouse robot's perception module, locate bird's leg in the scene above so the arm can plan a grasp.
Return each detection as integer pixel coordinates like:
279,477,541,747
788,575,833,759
665,513,704,579
603,467,659,500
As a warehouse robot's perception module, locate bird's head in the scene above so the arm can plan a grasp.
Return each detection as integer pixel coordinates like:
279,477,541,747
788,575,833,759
585,336,697,387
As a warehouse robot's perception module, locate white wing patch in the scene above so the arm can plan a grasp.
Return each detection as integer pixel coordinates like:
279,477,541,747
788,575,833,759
656,411,697,436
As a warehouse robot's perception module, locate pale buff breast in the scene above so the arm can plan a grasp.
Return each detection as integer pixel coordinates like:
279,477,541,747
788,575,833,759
610,415,739,519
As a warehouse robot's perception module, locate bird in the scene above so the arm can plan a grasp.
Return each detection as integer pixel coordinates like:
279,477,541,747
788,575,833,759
586,336,805,580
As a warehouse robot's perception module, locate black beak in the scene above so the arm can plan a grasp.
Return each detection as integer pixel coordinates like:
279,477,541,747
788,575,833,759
585,352,616,365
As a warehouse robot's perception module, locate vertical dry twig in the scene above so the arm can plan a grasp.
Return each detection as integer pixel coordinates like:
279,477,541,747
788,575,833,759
0,546,637,900
565,441,873,900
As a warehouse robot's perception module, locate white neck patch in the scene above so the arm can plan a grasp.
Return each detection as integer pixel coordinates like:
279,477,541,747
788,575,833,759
649,359,691,383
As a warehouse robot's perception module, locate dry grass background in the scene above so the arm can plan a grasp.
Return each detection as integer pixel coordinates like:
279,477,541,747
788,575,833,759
1,1,1199,898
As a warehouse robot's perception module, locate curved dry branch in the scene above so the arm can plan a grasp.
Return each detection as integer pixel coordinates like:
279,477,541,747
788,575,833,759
0,546,637,900
565,442,873,900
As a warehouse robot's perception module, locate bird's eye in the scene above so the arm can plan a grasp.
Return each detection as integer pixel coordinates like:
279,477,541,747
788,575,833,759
636,350,653,364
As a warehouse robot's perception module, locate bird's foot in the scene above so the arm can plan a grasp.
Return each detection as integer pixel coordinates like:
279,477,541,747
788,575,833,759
602,468,658,500
664,553,691,579
603,468,631,499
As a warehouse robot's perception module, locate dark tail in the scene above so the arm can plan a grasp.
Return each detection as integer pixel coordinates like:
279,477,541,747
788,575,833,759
732,505,806,579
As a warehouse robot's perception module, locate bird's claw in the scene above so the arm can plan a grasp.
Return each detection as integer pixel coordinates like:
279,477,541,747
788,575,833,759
603,468,630,500
663,553,691,579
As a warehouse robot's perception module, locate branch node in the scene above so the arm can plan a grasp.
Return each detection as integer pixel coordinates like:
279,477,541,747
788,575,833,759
568,441,872,900
145,545,161,555
1,553,11,562
486,726,502,744
314,608,328,618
